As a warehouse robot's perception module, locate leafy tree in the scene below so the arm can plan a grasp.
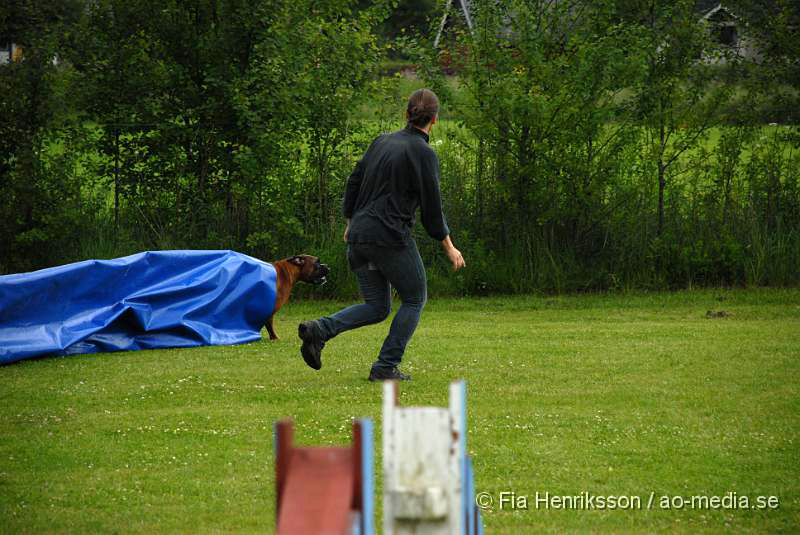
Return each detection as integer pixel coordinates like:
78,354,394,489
414,0,646,288
621,0,735,236
67,0,386,256
0,0,85,272
358,0,436,44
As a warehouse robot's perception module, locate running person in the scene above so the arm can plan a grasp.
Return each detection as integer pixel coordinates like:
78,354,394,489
298,89,465,381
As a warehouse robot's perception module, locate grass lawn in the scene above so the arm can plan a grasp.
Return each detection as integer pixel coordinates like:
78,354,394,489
1,289,799,533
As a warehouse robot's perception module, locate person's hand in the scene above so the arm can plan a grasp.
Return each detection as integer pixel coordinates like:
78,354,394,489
441,235,465,271
446,246,465,271
343,219,350,243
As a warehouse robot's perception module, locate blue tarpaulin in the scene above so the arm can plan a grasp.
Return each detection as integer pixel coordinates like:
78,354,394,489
0,250,277,365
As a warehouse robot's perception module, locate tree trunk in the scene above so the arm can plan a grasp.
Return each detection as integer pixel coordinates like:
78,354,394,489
658,159,666,235
657,121,666,236
114,126,120,236
476,137,484,230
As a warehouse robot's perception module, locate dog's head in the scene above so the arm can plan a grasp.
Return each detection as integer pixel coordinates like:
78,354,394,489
288,255,329,286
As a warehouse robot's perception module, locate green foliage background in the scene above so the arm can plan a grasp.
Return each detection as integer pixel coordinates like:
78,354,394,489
1,0,798,294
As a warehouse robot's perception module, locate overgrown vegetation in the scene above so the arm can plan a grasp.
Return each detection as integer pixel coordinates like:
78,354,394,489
410,0,800,292
1,0,798,294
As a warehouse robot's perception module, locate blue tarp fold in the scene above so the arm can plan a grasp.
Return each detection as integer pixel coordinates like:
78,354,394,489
0,250,277,364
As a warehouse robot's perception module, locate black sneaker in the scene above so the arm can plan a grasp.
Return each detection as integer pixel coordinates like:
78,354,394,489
368,367,411,382
298,320,325,370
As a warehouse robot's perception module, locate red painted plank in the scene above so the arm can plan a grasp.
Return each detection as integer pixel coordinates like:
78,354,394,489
275,420,293,514
277,447,355,535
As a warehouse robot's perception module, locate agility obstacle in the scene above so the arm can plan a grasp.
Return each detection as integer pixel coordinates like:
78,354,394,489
383,380,483,535
273,380,482,534
274,419,374,535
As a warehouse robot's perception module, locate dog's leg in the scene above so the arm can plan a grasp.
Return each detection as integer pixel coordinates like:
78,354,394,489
265,315,278,340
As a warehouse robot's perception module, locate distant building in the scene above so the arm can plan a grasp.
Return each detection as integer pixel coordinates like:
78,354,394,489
434,1,769,66
700,3,761,63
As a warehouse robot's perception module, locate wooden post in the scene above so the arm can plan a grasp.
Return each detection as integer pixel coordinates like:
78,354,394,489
449,380,467,535
383,380,481,535
353,419,375,535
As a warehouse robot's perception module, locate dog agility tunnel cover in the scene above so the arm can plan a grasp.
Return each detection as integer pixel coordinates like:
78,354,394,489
0,250,277,365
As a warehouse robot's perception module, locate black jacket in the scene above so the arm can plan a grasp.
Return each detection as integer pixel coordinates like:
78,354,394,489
343,124,450,247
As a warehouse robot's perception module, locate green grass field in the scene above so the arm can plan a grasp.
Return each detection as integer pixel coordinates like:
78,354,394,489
2,289,799,533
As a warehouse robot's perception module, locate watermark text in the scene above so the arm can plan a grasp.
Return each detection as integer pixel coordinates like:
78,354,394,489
475,491,780,512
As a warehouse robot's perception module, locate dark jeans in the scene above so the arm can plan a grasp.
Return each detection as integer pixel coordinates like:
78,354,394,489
316,241,427,370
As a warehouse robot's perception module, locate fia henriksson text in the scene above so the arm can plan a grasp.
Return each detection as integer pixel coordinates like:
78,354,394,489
474,491,780,511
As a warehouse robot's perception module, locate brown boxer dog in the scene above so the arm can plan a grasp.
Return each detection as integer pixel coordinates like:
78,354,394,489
266,255,329,340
